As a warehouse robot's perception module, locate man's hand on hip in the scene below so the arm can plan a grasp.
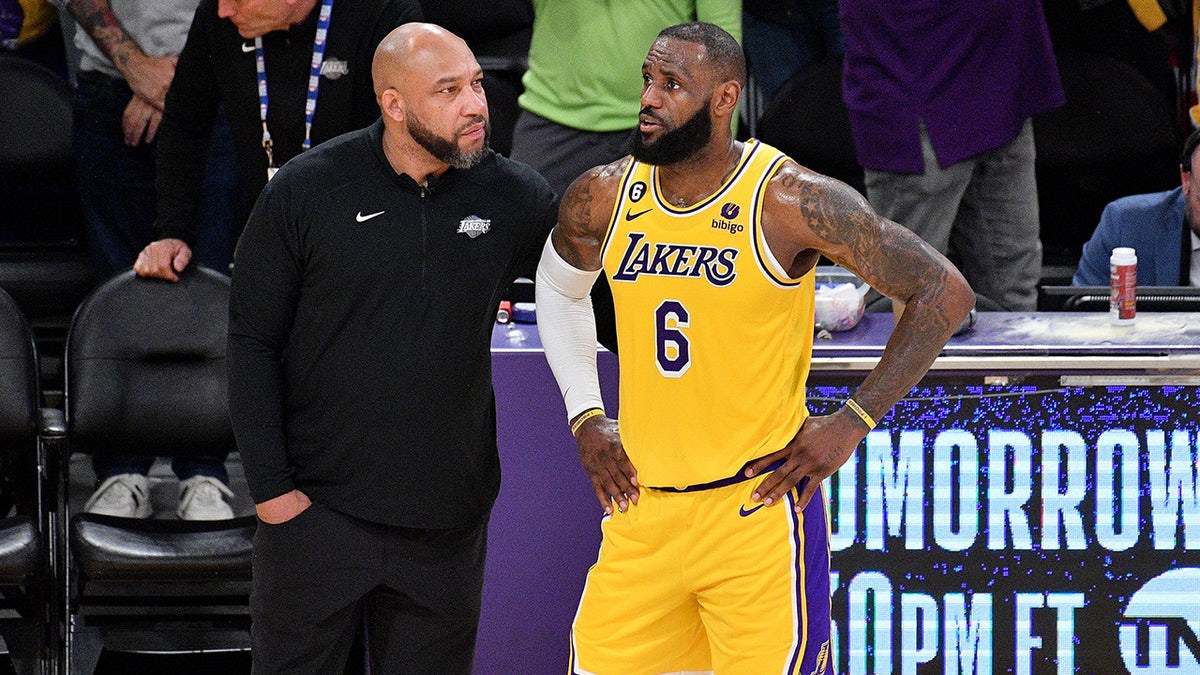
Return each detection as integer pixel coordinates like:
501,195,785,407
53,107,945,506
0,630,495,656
575,415,639,515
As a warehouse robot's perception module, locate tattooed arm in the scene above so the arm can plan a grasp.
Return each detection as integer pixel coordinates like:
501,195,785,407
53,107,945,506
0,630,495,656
745,162,974,511
537,159,640,514
550,158,631,268
67,0,177,109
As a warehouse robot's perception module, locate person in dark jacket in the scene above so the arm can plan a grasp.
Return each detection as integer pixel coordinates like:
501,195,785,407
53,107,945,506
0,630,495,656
83,0,421,522
227,23,556,673
133,0,423,281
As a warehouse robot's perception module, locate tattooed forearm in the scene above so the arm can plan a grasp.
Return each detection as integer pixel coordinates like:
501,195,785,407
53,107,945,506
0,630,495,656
847,232,971,421
771,163,974,421
68,0,140,68
849,269,964,416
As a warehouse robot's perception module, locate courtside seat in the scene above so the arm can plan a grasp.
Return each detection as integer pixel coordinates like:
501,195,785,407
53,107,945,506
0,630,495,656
0,287,58,675
0,53,94,397
0,53,93,325
0,524,37,584
70,516,253,584
0,515,44,673
59,268,253,674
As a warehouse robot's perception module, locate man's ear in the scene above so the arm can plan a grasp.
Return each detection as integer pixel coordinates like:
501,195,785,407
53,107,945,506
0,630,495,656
713,80,742,121
380,88,405,124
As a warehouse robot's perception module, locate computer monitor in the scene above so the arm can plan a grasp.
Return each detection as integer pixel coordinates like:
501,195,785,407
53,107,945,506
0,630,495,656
1038,285,1200,312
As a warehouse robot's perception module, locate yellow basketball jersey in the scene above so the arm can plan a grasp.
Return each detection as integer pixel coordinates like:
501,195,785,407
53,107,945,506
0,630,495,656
600,139,815,488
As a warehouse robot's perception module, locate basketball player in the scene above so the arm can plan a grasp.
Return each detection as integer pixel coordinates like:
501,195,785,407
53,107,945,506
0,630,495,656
535,22,974,674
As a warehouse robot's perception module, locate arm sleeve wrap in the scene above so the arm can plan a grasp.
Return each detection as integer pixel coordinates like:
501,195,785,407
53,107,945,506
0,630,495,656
534,234,606,421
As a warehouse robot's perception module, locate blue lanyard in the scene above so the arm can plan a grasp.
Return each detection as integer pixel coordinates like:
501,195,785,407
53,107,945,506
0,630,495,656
255,0,334,177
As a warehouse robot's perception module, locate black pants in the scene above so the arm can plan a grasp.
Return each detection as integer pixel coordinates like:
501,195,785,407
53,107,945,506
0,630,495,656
250,503,488,674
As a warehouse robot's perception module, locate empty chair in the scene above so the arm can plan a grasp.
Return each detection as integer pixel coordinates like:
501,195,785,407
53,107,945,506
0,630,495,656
0,286,58,675
0,53,93,325
58,268,254,674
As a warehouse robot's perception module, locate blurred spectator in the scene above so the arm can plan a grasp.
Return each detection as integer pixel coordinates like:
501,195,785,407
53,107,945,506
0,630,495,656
841,0,1065,311
87,0,422,522
508,0,741,350
132,0,422,283
2,0,67,74
65,0,245,522
65,0,244,283
1073,127,1200,286
0,0,18,44
743,0,841,105
1041,0,1176,108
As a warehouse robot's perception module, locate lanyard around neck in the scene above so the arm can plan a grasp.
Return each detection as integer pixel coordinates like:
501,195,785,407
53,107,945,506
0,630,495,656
255,0,334,177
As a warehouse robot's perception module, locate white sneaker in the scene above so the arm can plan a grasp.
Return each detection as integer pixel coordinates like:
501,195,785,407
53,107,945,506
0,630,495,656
177,476,235,521
84,473,152,518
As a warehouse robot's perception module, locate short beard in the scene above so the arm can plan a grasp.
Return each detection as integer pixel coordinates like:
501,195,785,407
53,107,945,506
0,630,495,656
631,105,712,166
407,111,490,169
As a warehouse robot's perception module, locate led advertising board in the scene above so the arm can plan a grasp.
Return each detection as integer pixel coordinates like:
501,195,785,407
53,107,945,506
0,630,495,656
808,384,1199,675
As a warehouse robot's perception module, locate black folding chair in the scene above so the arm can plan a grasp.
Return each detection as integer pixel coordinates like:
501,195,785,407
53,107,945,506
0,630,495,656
0,286,60,674
57,268,254,674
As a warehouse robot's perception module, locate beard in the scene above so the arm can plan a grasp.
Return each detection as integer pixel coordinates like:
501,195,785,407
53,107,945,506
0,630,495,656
631,104,712,166
407,111,490,169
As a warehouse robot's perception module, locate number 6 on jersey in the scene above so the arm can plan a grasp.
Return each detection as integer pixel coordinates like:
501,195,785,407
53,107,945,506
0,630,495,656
655,300,690,377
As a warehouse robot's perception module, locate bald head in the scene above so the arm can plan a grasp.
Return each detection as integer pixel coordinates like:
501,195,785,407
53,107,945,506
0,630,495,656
372,22,475,99
372,22,490,180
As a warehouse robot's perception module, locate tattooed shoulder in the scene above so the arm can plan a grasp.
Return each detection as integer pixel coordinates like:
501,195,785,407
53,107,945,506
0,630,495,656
767,161,878,252
553,158,629,266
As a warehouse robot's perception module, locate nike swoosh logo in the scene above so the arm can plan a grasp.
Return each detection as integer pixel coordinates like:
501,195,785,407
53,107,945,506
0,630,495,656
241,42,256,53
738,503,765,517
625,208,652,221
356,210,385,222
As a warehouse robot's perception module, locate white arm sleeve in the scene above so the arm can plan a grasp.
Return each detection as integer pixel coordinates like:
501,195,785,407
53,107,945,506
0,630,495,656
535,234,606,421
